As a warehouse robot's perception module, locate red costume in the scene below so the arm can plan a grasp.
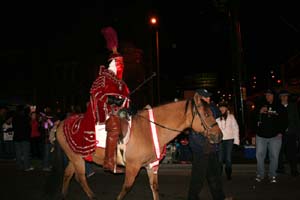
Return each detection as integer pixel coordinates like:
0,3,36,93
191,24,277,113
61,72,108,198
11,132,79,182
63,27,130,174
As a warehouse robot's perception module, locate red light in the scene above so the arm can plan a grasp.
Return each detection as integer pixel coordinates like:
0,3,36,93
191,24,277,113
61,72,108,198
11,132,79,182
277,79,281,84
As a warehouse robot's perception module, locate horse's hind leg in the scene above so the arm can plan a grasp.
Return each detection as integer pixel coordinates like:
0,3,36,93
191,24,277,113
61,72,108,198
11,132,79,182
74,160,96,200
116,164,140,200
62,162,75,198
146,167,160,200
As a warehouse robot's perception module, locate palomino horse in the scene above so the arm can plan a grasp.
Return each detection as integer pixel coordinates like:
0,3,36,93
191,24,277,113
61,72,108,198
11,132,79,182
56,95,223,200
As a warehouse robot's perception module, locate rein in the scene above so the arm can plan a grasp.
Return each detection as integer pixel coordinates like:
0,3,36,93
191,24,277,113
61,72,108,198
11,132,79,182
137,99,216,133
137,114,183,132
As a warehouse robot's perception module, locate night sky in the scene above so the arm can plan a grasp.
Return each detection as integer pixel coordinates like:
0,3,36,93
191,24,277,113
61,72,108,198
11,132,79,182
241,1,300,72
1,1,299,92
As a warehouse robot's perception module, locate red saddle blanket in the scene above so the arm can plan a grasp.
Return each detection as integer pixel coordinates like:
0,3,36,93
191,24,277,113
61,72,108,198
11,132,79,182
63,109,96,156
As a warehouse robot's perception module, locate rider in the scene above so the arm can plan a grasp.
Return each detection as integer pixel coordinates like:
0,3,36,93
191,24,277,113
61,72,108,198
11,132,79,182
99,26,130,174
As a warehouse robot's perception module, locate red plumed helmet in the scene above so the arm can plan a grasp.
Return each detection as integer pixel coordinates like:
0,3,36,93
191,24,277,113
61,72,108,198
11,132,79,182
101,26,118,52
101,26,124,80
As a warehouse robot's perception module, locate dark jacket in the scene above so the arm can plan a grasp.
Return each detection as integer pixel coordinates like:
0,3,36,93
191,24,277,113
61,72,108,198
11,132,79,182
210,102,221,119
189,129,216,155
12,107,31,141
285,102,300,136
256,102,287,138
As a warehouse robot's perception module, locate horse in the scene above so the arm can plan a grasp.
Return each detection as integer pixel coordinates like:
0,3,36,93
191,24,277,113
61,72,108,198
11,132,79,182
55,94,223,200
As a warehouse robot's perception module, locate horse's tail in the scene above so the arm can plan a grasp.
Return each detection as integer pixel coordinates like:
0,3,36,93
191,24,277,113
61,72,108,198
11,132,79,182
49,120,60,148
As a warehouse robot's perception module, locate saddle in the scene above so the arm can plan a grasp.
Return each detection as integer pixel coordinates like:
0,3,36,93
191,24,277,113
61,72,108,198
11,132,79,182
63,110,131,165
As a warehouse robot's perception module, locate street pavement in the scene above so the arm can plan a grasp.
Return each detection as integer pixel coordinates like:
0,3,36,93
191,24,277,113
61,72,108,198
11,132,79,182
1,158,300,200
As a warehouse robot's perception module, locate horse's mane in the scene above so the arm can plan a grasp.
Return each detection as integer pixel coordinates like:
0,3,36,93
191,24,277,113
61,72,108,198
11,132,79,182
185,99,192,115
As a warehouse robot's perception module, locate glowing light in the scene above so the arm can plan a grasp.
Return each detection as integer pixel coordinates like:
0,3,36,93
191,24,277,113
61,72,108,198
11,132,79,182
150,17,157,25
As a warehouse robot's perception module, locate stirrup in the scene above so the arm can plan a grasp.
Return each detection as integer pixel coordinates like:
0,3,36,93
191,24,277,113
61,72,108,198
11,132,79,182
103,165,124,174
113,166,125,174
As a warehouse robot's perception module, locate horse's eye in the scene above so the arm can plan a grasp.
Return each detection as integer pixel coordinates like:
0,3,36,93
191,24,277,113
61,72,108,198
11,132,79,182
205,113,209,117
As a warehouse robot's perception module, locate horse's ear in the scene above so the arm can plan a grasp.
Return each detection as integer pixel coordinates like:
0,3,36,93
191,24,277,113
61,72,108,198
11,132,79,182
194,92,201,106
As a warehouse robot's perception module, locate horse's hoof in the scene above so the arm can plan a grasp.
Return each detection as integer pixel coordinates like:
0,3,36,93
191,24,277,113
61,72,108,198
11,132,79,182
90,196,97,200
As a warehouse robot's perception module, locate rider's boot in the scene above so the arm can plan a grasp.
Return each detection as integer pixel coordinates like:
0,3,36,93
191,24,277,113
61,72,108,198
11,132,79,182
103,115,124,174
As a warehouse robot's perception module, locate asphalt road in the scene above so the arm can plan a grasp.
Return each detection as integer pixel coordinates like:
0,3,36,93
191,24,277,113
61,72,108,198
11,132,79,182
1,159,300,200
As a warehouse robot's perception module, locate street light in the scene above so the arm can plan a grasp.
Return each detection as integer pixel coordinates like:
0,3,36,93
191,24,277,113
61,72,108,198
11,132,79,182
150,16,160,105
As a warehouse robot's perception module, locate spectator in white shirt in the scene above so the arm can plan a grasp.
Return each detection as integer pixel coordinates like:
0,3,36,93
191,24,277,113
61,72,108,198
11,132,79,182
216,102,240,180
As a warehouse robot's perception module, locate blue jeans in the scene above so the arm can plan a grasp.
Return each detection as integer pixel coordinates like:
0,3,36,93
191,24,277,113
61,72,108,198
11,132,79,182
218,139,234,172
0,140,3,157
63,153,94,176
256,135,282,177
14,141,31,170
42,143,52,168
3,141,15,158
85,161,94,175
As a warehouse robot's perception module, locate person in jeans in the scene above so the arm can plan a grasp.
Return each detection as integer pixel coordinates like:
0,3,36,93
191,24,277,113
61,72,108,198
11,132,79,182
216,102,240,180
30,112,42,159
41,107,55,171
255,89,287,183
13,105,34,171
277,90,300,176
2,112,15,158
85,161,95,178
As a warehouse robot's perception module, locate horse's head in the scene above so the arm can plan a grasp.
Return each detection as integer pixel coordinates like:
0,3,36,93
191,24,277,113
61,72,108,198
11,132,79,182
189,97,223,144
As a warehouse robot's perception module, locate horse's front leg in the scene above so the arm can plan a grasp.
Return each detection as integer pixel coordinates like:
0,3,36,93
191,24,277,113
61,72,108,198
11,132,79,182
116,164,140,200
146,167,160,200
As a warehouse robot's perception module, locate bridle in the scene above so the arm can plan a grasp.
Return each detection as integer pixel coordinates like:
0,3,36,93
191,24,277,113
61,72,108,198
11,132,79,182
190,98,218,135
